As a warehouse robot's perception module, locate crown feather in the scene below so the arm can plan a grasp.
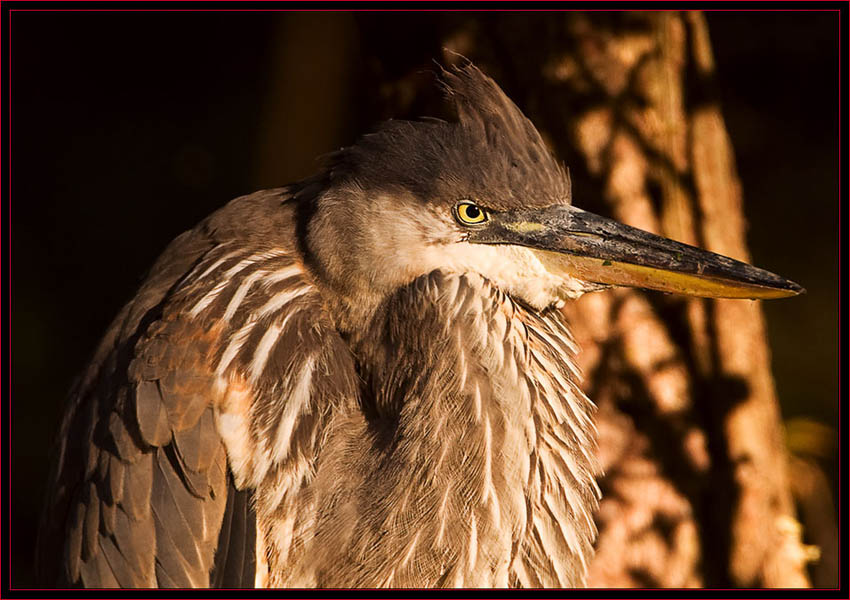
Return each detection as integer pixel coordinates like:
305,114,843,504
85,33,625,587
330,62,572,210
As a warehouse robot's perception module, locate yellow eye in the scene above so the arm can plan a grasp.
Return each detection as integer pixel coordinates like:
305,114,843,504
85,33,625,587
455,201,488,226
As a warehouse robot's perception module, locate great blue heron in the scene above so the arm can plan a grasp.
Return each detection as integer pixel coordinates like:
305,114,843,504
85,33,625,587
36,63,802,588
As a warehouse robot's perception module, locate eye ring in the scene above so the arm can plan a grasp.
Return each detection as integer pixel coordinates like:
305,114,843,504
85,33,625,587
454,201,488,226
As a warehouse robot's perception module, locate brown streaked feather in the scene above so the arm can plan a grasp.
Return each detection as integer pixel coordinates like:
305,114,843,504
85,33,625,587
38,189,301,587
255,270,595,588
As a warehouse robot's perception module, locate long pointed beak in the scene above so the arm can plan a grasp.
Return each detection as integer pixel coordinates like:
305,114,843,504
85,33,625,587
468,205,804,299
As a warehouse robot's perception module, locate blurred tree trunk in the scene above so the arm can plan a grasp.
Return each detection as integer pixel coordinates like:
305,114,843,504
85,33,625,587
358,10,815,588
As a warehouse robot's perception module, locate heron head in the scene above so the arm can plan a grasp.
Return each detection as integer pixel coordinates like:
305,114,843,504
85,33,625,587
303,62,803,320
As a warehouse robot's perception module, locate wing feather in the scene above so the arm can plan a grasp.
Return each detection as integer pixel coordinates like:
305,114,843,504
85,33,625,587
99,497,116,537
106,454,125,505
38,188,358,588
210,475,257,588
110,507,156,584
99,533,150,588
151,450,210,576
121,454,153,520
173,407,219,474
81,483,100,562
133,380,171,447
64,495,85,582
151,506,202,588
107,409,142,464
80,548,121,588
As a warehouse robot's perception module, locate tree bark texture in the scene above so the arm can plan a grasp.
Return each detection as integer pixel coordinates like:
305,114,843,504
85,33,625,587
356,11,814,588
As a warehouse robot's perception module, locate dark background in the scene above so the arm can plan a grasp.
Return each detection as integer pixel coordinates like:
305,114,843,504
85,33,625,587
8,11,838,587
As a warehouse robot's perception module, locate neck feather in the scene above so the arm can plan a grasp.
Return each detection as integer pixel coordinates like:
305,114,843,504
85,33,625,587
346,271,599,587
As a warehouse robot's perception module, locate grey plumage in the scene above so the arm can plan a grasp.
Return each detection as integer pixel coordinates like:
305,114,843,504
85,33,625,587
37,61,801,589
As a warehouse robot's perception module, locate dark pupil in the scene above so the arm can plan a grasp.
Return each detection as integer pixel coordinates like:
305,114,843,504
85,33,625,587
465,205,481,220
